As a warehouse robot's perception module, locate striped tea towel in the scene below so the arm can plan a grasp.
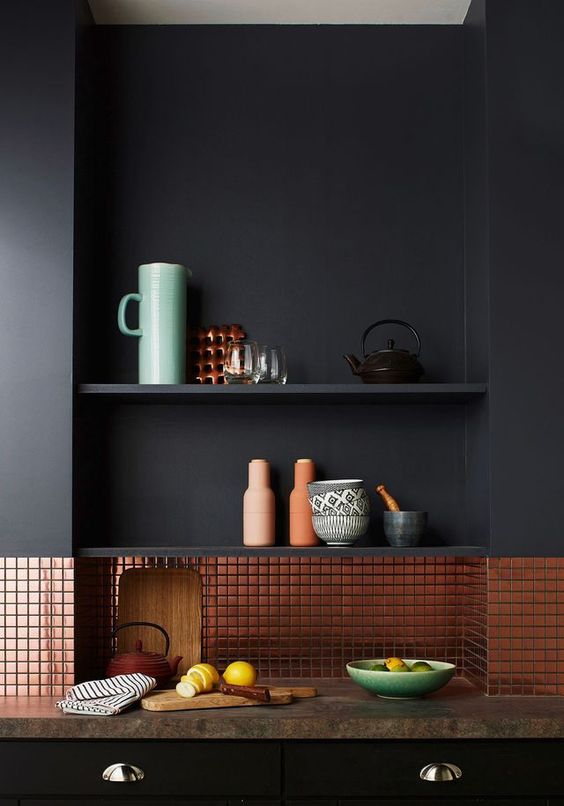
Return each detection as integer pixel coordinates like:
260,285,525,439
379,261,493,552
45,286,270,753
56,673,156,715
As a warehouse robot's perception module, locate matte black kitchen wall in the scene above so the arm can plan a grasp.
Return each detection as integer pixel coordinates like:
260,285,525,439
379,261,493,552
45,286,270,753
463,0,564,555
74,26,470,550
0,0,90,556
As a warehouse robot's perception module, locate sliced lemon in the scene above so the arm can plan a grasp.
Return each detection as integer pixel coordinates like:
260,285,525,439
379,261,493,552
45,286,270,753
187,665,214,693
192,663,220,686
188,673,205,693
180,673,204,693
176,681,197,698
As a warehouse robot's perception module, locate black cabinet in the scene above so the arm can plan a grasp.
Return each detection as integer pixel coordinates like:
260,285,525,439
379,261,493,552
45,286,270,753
285,741,564,799
0,0,84,556
0,742,280,799
464,0,564,555
2,739,563,803
485,0,564,556
1,0,562,559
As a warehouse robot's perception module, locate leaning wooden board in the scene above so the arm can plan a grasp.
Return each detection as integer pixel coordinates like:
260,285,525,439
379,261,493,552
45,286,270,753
117,567,202,677
141,686,318,712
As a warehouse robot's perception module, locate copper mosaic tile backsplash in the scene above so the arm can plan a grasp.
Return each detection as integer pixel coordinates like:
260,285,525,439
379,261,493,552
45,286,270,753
1,555,564,696
75,555,468,682
487,558,564,695
0,557,74,696
203,555,468,678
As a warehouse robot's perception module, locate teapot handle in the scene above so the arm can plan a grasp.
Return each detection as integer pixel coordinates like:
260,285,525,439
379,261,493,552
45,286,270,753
362,319,421,358
112,621,170,657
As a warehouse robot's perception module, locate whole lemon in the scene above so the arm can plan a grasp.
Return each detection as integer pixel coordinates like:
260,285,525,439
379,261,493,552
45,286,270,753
223,661,257,687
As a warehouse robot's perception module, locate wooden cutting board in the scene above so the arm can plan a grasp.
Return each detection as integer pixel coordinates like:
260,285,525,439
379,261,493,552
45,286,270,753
117,567,201,677
141,686,317,712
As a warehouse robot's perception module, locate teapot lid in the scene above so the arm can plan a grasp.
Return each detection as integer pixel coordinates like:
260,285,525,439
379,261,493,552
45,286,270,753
112,639,170,665
129,639,165,658
383,338,409,353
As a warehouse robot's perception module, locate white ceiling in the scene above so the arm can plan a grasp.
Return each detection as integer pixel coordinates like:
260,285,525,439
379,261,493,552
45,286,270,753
88,0,473,25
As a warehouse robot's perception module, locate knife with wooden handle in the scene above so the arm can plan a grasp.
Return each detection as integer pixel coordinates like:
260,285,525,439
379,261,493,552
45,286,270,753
219,680,271,702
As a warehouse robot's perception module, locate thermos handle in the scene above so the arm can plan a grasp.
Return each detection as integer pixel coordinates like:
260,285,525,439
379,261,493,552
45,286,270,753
118,293,143,337
112,621,170,656
361,319,421,358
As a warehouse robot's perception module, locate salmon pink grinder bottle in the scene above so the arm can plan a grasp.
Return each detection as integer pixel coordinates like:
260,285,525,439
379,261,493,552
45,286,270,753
243,459,275,546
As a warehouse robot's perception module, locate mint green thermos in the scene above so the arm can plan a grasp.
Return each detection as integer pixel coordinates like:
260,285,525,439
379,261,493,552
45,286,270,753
118,262,191,384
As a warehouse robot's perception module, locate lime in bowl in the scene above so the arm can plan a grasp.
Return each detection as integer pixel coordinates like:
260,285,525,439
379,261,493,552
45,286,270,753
346,659,455,699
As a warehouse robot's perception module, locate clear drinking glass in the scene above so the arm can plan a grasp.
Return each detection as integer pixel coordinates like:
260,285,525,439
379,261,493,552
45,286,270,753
224,340,260,384
258,345,287,384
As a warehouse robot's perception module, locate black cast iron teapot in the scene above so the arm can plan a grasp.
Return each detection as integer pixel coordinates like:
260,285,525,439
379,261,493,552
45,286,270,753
344,319,424,384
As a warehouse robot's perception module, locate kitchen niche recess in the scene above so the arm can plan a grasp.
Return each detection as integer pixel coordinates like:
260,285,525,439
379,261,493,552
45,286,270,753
73,24,489,556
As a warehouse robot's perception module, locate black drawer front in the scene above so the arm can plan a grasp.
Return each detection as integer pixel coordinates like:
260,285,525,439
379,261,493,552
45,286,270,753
0,742,280,798
26,803,227,806
285,741,564,798
339,802,543,806
26,802,280,806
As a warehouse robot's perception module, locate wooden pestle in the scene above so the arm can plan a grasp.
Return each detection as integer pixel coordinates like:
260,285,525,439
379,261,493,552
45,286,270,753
376,484,400,512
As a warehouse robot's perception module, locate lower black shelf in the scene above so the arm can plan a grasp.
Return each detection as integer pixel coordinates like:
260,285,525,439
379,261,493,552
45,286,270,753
75,545,488,558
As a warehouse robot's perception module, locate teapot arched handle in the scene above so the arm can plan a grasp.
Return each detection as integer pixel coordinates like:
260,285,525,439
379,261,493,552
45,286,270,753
362,319,421,358
112,621,170,657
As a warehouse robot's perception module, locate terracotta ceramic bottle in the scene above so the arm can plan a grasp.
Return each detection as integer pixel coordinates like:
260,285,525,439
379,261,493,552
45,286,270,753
290,459,318,546
243,459,275,546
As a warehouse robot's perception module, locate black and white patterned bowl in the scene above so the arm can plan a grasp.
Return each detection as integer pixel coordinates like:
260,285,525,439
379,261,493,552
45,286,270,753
308,479,370,516
312,514,370,546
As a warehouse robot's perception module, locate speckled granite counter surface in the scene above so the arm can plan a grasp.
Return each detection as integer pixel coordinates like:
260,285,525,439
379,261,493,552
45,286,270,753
1,679,564,740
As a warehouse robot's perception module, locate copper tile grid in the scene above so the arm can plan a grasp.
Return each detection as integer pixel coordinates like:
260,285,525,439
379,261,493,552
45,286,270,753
73,555,466,682
202,555,463,678
188,324,246,384
486,557,564,696
0,557,74,697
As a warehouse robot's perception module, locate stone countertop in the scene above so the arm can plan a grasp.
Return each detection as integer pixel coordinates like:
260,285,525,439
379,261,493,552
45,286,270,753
1,679,564,740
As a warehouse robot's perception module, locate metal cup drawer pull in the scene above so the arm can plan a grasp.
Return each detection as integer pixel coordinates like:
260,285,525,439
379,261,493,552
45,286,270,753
102,762,145,783
420,762,462,782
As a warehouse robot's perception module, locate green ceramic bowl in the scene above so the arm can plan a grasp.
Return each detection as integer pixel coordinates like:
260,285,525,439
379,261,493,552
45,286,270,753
346,659,455,699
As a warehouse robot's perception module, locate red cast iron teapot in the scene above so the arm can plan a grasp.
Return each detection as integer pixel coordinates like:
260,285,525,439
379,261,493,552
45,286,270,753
106,621,182,688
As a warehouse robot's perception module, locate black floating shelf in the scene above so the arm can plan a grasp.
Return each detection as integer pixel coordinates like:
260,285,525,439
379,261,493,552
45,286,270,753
77,383,487,405
76,545,488,558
